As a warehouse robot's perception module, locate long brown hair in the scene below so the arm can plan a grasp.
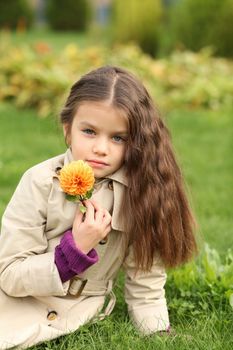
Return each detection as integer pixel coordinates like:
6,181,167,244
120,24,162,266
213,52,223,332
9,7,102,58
60,66,197,271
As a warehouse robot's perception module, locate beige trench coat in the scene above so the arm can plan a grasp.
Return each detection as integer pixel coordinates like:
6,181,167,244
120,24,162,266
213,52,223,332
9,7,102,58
0,149,169,349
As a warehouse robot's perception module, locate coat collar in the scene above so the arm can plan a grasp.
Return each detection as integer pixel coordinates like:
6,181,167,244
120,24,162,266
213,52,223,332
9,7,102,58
62,148,127,232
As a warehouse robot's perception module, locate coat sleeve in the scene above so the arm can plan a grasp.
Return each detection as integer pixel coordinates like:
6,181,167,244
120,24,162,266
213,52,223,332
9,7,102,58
122,245,170,335
0,168,69,297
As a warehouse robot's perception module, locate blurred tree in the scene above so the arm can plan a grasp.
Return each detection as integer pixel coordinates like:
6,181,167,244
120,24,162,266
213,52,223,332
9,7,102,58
212,0,233,57
46,0,92,31
167,0,233,57
111,0,163,57
0,0,34,30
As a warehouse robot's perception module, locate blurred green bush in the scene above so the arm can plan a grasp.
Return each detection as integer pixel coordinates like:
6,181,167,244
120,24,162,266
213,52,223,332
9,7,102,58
46,0,92,31
166,0,233,58
111,0,163,57
0,0,34,30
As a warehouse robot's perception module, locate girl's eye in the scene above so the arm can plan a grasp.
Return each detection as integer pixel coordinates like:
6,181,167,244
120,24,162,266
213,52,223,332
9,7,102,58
112,135,125,143
82,128,95,135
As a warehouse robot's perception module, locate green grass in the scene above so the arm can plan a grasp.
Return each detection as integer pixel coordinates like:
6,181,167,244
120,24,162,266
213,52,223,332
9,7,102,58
0,27,108,52
165,109,233,255
0,103,65,212
0,103,232,349
166,109,233,349
28,309,233,350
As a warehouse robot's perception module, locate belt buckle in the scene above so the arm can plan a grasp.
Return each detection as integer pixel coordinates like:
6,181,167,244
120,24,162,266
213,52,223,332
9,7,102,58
72,278,87,297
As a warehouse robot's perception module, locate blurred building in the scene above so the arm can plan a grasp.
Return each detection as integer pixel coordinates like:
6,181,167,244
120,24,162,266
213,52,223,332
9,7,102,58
90,0,111,25
30,0,46,26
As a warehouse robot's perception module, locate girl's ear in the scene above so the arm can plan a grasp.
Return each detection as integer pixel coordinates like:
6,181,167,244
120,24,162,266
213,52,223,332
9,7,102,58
63,124,71,146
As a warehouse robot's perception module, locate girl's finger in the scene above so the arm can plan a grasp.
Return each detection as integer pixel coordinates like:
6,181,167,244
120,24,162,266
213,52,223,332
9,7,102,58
88,199,108,222
105,223,112,234
103,209,112,225
72,207,84,234
94,207,105,223
74,206,84,224
88,199,102,212
100,224,111,243
83,200,95,222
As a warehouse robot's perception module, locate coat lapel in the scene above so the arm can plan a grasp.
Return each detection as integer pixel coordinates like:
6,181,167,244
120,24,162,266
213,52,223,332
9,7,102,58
106,167,128,233
54,148,128,233
111,180,125,232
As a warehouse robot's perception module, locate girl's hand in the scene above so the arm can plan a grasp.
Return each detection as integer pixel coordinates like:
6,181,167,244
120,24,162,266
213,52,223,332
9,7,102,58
72,200,112,254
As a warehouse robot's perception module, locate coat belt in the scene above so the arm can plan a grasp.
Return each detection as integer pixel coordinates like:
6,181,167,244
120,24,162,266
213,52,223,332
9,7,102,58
68,277,116,320
69,277,113,297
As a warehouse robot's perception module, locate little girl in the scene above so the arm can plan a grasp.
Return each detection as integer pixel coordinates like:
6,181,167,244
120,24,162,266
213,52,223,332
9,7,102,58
0,66,197,349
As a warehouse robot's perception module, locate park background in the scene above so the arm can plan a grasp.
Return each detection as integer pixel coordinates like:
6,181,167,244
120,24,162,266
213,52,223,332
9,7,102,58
0,0,232,349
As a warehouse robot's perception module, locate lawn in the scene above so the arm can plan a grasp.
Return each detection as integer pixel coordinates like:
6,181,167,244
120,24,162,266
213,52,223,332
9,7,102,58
0,27,107,52
0,102,232,349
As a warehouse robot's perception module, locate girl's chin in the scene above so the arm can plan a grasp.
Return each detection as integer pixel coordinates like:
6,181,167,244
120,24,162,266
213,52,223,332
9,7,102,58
93,169,111,179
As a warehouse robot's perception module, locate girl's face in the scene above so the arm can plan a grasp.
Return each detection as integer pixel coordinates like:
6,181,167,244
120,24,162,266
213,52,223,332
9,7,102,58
64,101,128,178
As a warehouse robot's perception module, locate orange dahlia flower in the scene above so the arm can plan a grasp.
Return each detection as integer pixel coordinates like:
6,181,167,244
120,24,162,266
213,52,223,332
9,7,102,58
59,160,95,198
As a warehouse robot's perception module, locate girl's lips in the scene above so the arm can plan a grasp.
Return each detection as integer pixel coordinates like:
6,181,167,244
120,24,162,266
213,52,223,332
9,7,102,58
87,160,109,168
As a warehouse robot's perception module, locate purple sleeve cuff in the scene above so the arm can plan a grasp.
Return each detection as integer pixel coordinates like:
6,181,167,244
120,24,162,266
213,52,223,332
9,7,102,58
55,230,98,283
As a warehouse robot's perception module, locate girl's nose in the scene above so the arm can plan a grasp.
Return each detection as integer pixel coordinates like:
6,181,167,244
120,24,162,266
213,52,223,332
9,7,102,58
92,137,109,155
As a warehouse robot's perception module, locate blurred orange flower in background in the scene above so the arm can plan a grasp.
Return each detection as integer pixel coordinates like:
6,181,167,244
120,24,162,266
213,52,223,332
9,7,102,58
59,160,95,197
34,41,51,54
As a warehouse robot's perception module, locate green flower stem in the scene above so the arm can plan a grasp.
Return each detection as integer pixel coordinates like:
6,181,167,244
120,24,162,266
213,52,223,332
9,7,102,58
64,188,94,214
79,201,87,214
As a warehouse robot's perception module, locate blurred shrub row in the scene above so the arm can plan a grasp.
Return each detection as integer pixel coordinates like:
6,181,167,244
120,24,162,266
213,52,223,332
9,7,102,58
0,37,232,117
0,0,232,58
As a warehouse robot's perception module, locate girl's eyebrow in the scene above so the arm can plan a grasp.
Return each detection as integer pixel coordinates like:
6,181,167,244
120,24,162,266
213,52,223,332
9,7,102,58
114,131,128,136
79,121,128,135
79,121,97,128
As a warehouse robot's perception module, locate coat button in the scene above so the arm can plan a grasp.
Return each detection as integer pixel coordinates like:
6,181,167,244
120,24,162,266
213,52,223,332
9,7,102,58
55,167,61,176
99,237,108,245
47,311,57,321
108,180,113,190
